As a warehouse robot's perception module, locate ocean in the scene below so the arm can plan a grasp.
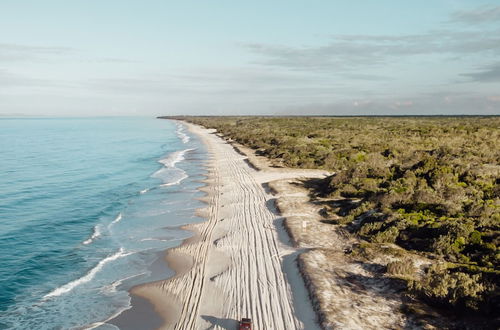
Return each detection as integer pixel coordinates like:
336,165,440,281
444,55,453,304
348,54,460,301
0,118,206,329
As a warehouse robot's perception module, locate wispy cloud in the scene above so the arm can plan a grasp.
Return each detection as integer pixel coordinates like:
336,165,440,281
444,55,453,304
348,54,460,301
279,91,500,116
91,57,139,63
246,29,500,73
0,43,136,64
82,67,338,96
0,69,43,88
461,62,500,82
0,43,73,62
450,5,500,24
0,69,79,92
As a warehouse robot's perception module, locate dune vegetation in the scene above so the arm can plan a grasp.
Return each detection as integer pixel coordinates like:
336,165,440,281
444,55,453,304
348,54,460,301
169,116,499,317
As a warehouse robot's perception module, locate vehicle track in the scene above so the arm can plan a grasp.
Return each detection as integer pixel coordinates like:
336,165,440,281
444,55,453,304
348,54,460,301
134,125,304,330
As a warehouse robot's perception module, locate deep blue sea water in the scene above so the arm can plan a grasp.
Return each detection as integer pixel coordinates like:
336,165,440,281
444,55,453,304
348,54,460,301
0,118,206,329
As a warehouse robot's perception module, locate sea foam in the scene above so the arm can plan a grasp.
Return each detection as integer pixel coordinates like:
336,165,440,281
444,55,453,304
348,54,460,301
157,148,194,169
101,272,146,294
44,248,131,299
160,173,189,187
176,124,190,144
109,213,122,227
151,148,194,187
83,225,101,245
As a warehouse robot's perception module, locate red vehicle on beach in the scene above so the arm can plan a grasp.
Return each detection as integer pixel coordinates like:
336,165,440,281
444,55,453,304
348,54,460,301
239,318,252,330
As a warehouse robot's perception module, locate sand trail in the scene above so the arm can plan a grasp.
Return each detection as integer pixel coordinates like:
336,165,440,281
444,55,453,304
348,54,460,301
132,124,317,330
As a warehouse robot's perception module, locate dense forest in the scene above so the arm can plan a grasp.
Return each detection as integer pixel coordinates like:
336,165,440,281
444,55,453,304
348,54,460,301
168,116,499,317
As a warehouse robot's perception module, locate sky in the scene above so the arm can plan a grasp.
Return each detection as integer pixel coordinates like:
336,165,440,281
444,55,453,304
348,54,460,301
1,0,499,116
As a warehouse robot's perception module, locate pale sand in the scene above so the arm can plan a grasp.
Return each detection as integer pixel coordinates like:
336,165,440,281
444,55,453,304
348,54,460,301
130,122,327,330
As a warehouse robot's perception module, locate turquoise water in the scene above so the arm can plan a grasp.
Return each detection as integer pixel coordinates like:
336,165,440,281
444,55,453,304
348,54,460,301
0,118,206,329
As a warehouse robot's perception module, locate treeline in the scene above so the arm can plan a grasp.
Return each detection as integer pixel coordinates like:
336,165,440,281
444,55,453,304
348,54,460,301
172,116,499,317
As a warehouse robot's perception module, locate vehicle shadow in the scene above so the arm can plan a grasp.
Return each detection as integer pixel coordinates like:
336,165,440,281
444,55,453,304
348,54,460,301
201,315,239,330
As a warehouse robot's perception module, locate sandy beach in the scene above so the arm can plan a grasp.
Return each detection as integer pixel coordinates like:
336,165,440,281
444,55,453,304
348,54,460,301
108,119,434,330
115,122,327,329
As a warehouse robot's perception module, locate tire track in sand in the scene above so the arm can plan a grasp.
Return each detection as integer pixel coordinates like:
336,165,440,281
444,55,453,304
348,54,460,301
132,124,305,329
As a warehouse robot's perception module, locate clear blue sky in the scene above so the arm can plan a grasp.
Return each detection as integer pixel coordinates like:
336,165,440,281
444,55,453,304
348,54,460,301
1,0,499,116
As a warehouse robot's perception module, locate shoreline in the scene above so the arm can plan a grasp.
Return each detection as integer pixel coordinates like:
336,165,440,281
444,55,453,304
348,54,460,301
109,137,211,329
108,122,211,329
112,120,325,329
109,225,203,329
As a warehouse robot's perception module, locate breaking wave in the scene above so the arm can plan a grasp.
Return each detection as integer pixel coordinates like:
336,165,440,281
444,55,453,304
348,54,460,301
109,213,122,227
83,225,102,245
176,124,190,143
44,248,132,299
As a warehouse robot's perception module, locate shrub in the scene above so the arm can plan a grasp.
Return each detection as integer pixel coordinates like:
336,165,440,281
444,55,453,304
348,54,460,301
371,226,399,243
359,221,384,236
174,115,500,317
386,259,417,277
410,267,487,311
